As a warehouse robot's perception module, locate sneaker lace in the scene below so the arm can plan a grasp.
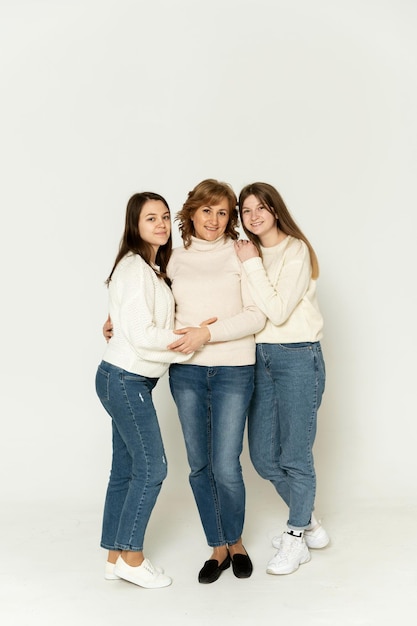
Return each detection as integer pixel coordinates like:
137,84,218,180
277,534,301,560
142,559,156,575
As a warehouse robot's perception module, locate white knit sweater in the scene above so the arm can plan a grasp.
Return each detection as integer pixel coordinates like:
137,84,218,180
240,236,324,343
167,236,266,366
102,253,191,377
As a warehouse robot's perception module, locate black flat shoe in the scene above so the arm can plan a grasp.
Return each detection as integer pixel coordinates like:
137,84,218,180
231,552,253,578
198,554,231,584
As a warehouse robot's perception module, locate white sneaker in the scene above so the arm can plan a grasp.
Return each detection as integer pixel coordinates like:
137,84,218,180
267,532,310,575
272,522,330,550
105,560,164,580
304,523,330,548
114,556,172,588
104,561,121,580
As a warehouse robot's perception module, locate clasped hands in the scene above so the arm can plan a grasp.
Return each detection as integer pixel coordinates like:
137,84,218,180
167,317,217,354
102,316,217,354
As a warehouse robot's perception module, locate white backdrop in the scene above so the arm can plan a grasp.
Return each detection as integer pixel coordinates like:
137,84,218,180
1,0,416,519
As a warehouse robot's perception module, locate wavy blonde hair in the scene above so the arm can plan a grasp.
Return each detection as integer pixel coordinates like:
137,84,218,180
176,179,239,248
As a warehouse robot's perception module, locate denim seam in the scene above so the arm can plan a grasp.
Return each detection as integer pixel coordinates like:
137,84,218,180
207,373,226,546
116,372,150,551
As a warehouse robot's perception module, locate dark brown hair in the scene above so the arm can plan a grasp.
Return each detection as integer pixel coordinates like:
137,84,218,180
106,192,172,285
238,182,319,279
176,178,239,248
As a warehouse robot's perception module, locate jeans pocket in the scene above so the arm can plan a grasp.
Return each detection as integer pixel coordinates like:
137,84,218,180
278,342,313,351
96,365,110,401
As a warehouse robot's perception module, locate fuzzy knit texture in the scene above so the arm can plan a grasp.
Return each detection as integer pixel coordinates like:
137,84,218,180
241,236,324,343
102,253,191,377
167,236,266,367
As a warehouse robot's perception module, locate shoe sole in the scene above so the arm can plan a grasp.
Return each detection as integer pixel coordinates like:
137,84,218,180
114,571,172,588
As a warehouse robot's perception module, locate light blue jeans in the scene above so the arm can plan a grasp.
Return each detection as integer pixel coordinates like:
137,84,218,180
169,363,254,547
95,361,167,551
248,343,325,529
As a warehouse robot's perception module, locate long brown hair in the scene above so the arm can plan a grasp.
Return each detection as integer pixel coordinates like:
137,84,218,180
238,182,319,279
176,178,239,248
106,192,172,285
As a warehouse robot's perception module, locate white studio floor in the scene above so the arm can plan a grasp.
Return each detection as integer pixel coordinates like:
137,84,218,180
2,488,416,626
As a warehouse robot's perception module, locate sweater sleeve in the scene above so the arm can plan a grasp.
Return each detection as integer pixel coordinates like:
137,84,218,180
241,243,311,326
207,268,266,343
115,259,192,363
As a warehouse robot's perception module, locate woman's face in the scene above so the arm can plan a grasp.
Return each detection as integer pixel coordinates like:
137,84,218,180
240,194,277,240
191,198,230,241
138,199,171,254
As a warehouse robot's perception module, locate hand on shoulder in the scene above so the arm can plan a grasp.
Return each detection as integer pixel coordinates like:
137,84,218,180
234,240,259,262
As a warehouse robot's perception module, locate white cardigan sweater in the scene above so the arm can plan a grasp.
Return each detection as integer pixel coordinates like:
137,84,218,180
240,236,323,344
102,253,191,377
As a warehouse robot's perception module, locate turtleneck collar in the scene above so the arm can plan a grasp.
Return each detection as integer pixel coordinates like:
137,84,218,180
189,235,230,251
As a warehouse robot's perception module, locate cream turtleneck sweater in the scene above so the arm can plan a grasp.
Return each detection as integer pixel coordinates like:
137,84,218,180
167,236,266,366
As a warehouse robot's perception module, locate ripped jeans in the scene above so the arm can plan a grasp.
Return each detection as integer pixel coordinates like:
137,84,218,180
95,360,167,551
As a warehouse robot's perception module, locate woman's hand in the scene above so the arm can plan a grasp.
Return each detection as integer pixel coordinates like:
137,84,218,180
167,317,217,354
103,315,113,342
234,240,259,262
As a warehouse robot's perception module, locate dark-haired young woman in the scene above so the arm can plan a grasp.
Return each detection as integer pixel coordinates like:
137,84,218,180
96,192,199,589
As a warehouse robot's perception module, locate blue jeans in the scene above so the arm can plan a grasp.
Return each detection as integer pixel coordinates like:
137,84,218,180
248,343,325,529
169,364,254,547
95,361,167,551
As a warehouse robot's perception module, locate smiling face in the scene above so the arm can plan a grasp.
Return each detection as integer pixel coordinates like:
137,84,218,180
240,194,279,246
191,199,230,241
138,199,171,259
